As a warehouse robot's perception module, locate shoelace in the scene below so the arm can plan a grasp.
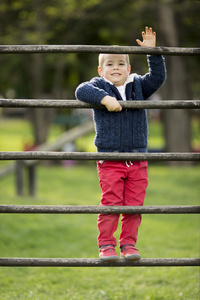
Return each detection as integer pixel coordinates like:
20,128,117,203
99,245,115,252
121,244,139,251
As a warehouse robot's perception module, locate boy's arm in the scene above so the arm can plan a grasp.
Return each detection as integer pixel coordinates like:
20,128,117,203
136,27,166,98
75,78,122,112
75,78,108,106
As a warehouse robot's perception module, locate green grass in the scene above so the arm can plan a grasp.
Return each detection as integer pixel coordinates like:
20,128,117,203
0,165,199,300
0,118,199,299
0,118,63,151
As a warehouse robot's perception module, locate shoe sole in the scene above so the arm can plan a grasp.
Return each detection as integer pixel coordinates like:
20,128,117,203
99,256,119,262
120,254,141,261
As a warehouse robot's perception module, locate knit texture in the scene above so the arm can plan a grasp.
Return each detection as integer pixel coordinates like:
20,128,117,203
75,55,166,153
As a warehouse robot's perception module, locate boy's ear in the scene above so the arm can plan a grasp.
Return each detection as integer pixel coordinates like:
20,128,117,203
128,65,131,74
98,66,103,77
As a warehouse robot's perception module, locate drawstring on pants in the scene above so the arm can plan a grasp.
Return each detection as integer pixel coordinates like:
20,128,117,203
125,161,133,167
98,161,134,167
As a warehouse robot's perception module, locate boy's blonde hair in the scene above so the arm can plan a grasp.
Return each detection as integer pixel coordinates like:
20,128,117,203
98,53,130,68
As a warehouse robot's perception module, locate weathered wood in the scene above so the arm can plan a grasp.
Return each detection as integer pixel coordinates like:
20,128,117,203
29,121,94,152
0,121,94,175
0,205,199,214
1,99,200,109
0,151,199,161
28,165,36,197
24,121,94,166
16,161,24,196
0,257,199,267
0,45,199,56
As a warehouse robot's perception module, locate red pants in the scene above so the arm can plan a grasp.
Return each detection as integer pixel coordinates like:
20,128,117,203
97,160,148,248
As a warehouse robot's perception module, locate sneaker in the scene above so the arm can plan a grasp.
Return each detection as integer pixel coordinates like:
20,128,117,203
99,245,119,261
120,244,141,261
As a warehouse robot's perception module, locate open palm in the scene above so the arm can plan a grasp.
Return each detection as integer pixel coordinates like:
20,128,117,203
136,26,156,48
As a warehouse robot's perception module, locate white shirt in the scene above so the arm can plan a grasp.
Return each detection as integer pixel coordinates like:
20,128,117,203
103,77,126,101
116,85,126,101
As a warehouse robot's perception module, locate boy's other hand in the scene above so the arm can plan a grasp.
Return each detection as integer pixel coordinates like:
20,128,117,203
101,95,122,112
136,26,156,48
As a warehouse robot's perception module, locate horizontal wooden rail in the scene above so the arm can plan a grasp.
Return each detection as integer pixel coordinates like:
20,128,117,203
0,45,199,56
0,151,199,161
0,205,199,214
0,257,199,267
0,99,200,109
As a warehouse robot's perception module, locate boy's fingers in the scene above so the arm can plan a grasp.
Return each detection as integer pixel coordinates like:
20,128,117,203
145,26,155,35
136,39,143,46
116,104,122,112
116,104,122,111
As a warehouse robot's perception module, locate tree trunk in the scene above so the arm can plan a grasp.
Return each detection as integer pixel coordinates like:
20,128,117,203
158,2,192,165
24,0,56,146
24,53,55,146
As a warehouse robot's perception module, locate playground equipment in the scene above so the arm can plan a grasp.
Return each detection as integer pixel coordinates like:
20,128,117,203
0,45,199,268
0,120,94,195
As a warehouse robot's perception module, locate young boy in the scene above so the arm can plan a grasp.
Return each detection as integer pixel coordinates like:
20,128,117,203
75,27,166,261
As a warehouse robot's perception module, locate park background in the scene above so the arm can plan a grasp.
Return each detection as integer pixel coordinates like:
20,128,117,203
0,0,199,299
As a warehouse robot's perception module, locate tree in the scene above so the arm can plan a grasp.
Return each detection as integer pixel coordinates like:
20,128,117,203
158,2,192,154
0,0,83,144
0,0,199,148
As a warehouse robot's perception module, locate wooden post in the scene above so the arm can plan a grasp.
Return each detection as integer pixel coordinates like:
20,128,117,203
28,165,36,197
16,161,24,196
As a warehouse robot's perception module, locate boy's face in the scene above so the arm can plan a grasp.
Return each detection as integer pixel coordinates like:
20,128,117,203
98,54,131,87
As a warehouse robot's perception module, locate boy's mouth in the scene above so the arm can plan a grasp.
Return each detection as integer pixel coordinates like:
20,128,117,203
111,73,121,76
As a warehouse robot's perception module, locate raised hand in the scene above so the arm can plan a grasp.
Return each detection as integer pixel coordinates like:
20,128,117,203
136,26,156,48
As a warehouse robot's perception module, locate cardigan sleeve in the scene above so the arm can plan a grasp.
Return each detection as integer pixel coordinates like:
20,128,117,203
75,77,108,106
140,55,167,99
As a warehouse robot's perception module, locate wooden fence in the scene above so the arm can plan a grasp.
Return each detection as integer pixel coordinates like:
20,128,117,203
0,45,199,267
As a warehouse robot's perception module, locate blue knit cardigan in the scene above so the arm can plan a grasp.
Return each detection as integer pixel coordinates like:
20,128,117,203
75,55,166,153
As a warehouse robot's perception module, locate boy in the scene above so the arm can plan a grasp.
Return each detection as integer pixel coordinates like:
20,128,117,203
75,27,166,261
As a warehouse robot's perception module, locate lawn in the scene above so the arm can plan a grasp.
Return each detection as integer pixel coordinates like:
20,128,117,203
0,118,199,299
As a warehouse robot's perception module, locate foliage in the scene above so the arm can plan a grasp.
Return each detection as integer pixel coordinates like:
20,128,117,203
0,0,199,98
0,0,199,146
